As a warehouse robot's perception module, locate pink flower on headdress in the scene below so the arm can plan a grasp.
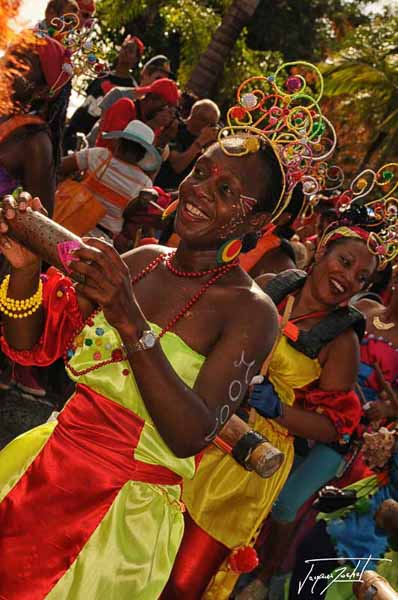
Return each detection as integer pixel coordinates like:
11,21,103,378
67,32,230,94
286,76,302,93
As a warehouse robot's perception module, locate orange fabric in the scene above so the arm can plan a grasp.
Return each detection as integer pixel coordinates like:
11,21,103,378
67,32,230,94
83,174,129,209
167,233,181,248
54,178,107,236
0,115,44,144
0,268,83,367
282,320,299,342
239,227,280,273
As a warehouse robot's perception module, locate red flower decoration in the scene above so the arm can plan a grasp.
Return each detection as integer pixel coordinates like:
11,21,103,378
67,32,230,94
231,106,247,121
111,349,124,362
228,546,259,573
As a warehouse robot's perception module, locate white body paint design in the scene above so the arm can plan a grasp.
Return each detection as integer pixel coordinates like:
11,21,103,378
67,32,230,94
204,351,256,442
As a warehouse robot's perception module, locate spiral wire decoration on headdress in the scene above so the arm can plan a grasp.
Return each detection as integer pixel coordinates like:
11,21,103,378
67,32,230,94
299,162,345,221
218,62,337,221
35,13,109,96
320,163,398,269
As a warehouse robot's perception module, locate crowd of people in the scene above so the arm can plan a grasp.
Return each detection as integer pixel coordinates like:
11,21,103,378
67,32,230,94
0,1,397,599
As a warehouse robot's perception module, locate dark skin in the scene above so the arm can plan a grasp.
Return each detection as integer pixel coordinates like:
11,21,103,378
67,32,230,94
249,245,296,277
168,101,220,175
0,50,56,215
0,143,279,458
256,238,378,443
115,41,140,78
354,275,398,421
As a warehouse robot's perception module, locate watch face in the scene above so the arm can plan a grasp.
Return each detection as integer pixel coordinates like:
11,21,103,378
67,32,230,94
142,330,157,348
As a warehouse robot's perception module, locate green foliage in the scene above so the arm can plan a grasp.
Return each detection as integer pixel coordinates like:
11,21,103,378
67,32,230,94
246,0,372,61
94,0,281,106
159,0,221,85
93,0,376,110
322,15,398,165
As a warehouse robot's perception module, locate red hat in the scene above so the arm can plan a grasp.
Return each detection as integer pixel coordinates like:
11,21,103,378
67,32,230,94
97,97,137,148
77,0,96,14
36,37,71,98
123,35,145,58
135,78,179,107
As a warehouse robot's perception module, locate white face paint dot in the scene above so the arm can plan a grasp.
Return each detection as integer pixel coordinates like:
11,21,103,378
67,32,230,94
241,93,258,110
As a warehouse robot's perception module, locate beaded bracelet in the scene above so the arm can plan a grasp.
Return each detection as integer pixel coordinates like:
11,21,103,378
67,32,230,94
0,275,43,319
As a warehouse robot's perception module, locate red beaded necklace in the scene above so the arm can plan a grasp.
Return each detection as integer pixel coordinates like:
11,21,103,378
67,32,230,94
64,252,238,376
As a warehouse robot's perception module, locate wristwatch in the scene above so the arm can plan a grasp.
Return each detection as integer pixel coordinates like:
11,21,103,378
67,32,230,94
123,329,157,355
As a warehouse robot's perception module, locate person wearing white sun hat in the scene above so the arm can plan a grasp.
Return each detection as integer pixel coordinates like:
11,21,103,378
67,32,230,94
61,120,161,240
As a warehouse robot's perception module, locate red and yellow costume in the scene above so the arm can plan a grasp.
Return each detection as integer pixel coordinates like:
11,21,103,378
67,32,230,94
165,271,363,600
0,269,204,600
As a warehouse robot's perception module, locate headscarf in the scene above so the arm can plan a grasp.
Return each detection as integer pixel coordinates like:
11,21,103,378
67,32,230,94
36,36,71,98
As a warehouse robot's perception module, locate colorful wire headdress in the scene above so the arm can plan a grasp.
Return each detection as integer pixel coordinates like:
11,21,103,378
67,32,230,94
35,13,109,97
320,163,398,269
219,61,337,221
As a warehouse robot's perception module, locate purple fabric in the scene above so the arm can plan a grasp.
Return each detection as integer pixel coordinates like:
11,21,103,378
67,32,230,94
0,166,17,197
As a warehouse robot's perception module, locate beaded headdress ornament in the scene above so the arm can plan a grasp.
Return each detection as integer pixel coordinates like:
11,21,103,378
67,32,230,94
299,162,344,221
219,61,337,222
35,13,108,97
319,163,398,269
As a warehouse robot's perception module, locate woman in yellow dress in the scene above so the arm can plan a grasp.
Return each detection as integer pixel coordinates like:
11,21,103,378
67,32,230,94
164,220,380,600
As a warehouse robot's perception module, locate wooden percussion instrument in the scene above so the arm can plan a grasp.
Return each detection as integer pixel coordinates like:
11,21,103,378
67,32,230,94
353,571,398,600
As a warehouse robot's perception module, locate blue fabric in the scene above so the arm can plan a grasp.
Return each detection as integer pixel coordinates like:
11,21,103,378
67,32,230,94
272,443,344,522
358,361,374,381
358,361,378,403
249,380,283,419
327,450,398,569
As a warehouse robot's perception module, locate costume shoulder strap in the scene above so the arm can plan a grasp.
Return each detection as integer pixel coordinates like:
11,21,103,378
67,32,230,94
290,306,366,359
0,115,45,145
264,269,307,305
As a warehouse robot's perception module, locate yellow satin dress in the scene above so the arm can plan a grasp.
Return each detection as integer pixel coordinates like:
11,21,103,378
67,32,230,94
182,334,321,599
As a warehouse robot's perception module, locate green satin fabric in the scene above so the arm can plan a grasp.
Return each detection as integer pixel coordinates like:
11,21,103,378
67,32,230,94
47,481,184,600
0,422,56,503
67,314,205,479
0,314,205,599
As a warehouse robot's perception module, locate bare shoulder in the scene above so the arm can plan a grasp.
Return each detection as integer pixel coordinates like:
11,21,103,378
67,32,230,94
321,326,359,366
255,272,276,291
225,273,279,339
122,244,173,276
353,298,383,315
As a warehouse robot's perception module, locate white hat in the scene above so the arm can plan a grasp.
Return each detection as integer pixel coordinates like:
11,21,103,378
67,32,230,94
102,120,161,172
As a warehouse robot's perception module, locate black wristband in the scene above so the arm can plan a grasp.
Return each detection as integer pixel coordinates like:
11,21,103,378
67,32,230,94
231,430,265,470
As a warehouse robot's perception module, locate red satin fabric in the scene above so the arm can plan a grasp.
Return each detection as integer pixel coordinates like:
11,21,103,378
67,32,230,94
1,268,83,367
0,384,181,600
298,388,362,438
162,512,229,600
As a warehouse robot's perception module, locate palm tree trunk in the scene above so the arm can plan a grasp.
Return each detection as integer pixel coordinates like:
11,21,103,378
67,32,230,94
359,130,387,171
186,0,261,98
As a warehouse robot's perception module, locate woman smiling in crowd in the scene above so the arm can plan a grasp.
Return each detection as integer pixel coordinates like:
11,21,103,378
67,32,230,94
0,135,285,599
